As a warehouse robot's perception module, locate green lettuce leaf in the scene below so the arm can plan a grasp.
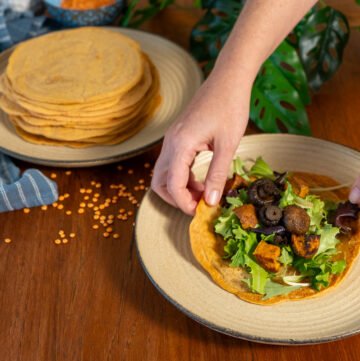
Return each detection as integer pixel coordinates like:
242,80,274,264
316,224,340,255
248,157,275,180
225,196,244,207
293,249,345,290
262,280,300,300
279,246,294,265
231,157,250,181
214,210,239,239
245,255,269,295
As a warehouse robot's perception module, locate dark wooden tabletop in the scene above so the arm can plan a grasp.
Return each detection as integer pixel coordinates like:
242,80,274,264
1,5,360,361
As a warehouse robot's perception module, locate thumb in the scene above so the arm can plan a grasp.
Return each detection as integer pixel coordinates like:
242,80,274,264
204,142,235,206
349,176,360,204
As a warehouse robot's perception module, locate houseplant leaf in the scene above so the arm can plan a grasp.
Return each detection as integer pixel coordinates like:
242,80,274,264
298,7,350,90
190,0,243,70
250,59,310,135
269,41,310,105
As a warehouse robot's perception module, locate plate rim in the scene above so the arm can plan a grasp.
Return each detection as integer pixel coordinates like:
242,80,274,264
135,133,360,345
0,27,203,168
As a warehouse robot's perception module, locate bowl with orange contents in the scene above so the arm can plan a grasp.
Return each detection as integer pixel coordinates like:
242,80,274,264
45,0,126,27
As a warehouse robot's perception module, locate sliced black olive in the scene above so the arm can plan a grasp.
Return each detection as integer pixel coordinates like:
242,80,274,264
283,205,310,235
274,171,288,189
258,205,283,226
248,179,281,206
249,225,286,236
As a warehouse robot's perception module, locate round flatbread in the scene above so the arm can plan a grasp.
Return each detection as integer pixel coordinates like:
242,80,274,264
189,173,360,305
6,27,144,103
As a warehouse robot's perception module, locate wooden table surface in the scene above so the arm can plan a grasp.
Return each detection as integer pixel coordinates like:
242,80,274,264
1,6,360,361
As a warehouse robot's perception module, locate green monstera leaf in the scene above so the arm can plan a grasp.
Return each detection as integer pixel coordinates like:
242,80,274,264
190,0,243,69
269,41,310,105
191,2,311,134
298,7,350,90
250,59,310,134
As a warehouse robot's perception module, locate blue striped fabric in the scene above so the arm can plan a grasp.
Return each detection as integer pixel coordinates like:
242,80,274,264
0,6,13,50
0,154,59,212
0,5,60,212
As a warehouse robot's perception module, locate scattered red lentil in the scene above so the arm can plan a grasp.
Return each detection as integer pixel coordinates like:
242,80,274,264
65,171,72,176
50,173,57,179
41,205,48,211
23,208,30,214
57,204,64,210
66,210,72,216
4,238,11,244
78,208,85,214
62,238,69,244
69,233,75,238
103,232,110,238
92,224,99,230
54,239,61,245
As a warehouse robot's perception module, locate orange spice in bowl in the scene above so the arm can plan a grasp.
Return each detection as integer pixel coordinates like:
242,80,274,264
61,0,116,9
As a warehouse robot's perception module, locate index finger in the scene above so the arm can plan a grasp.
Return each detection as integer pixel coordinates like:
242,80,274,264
167,151,198,215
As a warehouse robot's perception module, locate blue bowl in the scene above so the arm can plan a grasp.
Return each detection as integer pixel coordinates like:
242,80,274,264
45,0,127,27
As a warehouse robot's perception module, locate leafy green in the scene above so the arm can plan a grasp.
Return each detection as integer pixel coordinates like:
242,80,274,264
279,182,325,223
248,157,275,180
331,260,346,274
225,196,244,207
298,6,350,90
245,256,269,295
214,210,239,239
262,280,300,300
279,246,294,266
279,181,297,208
305,195,326,231
232,157,247,176
316,224,340,255
293,251,345,290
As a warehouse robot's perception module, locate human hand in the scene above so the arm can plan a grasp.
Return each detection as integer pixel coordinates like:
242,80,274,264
349,178,360,205
151,70,251,215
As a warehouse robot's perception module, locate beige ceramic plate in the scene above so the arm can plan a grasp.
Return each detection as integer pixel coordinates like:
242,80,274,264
0,28,202,167
136,134,360,345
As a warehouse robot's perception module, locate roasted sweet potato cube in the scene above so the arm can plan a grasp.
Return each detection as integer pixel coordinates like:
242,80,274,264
253,240,281,273
291,234,320,259
224,174,248,194
234,204,258,229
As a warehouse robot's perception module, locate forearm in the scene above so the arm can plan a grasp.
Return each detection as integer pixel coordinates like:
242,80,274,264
211,0,318,90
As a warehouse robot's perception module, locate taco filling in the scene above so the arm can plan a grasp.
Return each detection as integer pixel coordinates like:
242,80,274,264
189,157,360,305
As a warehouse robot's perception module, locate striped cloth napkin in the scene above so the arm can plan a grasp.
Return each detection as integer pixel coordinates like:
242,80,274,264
0,3,56,51
0,154,58,212
0,3,60,212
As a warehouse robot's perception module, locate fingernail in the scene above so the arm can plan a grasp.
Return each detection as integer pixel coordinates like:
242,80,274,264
207,190,220,206
349,186,360,204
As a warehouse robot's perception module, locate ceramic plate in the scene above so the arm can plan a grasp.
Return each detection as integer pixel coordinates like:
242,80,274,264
0,28,202,167
135,134,360,345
